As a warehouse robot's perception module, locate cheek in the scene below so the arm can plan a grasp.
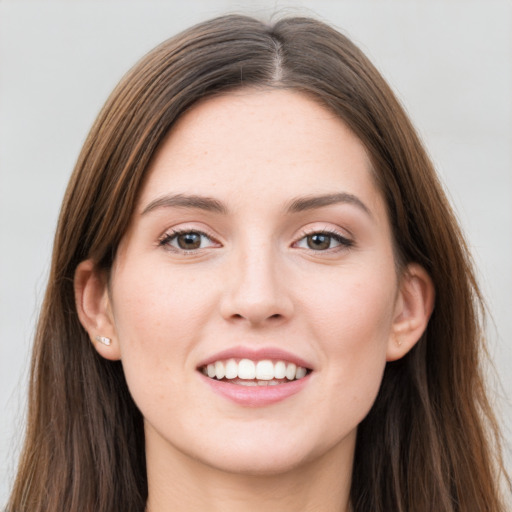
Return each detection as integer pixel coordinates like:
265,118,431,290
111,261,212,343
109,264,215,408
305,261,397,343
304,268,397,416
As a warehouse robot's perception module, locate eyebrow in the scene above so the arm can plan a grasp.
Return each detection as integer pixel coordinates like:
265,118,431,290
286,193,372,217
141,193,228,215
141,191,372,218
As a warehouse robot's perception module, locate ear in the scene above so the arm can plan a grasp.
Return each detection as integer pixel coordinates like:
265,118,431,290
74,259,121,360
386,263,435,361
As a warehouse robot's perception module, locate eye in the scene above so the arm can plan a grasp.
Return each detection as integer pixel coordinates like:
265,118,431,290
159,230,218,252
294,231,353,251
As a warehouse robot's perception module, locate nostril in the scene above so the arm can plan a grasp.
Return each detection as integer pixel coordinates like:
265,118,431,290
229,312,283,323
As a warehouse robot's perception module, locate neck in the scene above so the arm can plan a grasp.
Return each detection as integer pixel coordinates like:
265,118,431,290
144,426,354,512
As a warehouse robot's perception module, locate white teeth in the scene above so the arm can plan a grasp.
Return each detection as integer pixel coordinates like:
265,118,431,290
295,366,307,379
215,361,225,379
285,363,297,380
202,358,309,382
256,360,274,380
274,361,286,379
238,359,256,380
225,359,238,379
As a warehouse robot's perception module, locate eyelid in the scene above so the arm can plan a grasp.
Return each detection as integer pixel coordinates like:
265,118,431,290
158,225,222,253
292,226,354,251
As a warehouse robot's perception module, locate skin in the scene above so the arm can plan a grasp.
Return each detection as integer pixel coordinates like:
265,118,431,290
75,89,434,512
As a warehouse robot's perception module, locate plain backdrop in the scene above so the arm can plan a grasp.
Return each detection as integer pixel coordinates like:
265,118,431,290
1,0,511,502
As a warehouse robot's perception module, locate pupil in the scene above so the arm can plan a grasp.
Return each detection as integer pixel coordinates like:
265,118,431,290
308,234,330,250
178,232,201,250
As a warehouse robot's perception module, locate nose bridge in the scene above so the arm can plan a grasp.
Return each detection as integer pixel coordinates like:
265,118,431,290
220,232,292,325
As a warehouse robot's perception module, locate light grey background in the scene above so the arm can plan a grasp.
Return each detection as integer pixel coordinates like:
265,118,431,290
1,0,511,502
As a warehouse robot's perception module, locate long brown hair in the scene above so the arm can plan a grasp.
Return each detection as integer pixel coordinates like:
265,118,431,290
7,14,509,512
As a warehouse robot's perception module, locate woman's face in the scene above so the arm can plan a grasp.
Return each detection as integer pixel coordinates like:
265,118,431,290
106,89,406,475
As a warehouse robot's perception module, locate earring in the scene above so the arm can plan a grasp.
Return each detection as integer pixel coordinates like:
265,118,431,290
95,335,112,346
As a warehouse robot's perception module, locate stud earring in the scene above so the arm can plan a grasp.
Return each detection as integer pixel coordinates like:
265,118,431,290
95,335,112,346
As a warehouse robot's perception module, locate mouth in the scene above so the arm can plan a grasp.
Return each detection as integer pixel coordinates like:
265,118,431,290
199,358,312,386
197,347,314,406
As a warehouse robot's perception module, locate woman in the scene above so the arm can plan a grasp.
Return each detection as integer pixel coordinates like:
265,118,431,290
7,14,509,512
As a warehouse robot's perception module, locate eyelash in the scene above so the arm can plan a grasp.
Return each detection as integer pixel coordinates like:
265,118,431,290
293,229,354,252
157,228,354,254
158,228,219,253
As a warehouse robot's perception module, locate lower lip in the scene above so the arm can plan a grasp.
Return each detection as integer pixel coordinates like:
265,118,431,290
199,373,311,407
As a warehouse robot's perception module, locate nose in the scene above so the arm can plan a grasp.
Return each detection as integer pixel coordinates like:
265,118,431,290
219,242,294,327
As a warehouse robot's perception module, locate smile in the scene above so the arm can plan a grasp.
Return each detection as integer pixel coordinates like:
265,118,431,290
200,358,310,385
197,347,314,406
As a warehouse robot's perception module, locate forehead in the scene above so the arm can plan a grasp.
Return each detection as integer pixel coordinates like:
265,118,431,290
139,89,383,215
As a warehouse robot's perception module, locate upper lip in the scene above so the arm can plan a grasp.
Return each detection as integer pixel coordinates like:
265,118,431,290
197,346,314,370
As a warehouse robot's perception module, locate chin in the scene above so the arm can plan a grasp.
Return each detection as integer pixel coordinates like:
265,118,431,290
201,448,309,477
192,429,339,477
